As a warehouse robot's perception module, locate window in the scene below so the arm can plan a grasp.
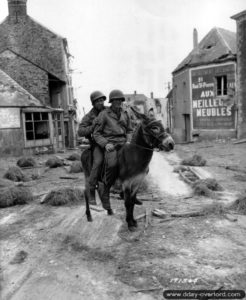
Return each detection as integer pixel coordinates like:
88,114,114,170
25,112,50,140
216,75,227,96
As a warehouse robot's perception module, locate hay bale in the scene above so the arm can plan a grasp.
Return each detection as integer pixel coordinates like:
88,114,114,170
229,195,246,215
67,153,81,161
194,178,223,191
4,166,29,182
45,157,64,168
17,157,36,168
193,182,213,197
201,203,226,216
69,161,83,173
173,165,189,173
41,187,84,206
0,186,33,208
181,154,206,166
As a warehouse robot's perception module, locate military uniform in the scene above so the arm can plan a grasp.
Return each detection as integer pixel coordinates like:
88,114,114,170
93,107,132,209
78,107,104,190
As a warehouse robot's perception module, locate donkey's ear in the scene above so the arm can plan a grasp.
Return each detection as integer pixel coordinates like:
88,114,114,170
130,107,148,121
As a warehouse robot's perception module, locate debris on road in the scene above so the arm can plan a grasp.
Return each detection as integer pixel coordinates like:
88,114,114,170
10,250,28,264
233,138,246,145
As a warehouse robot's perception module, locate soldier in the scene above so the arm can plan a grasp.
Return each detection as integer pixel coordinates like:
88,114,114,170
78,91,106,204
93,89,142,214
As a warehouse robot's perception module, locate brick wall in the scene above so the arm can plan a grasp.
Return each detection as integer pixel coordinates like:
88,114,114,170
0,50,49,105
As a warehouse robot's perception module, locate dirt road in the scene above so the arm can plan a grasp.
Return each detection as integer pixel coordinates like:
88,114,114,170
1,140,246,299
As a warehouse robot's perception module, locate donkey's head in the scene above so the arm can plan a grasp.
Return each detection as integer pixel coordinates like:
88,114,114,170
131,108,175,152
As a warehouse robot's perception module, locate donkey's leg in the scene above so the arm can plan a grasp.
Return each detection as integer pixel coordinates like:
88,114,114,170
81,149,93,222
123,185,136,230
85,180,92,222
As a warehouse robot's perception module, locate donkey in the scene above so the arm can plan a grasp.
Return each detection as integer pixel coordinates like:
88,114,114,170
81,110,175,231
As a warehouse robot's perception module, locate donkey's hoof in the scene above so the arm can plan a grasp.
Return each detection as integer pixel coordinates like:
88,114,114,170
134,198,143,205
128,225,137,232
107,209,114,216
87,215,93,222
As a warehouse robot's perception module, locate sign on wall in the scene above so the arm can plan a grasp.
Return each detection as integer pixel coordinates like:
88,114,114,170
0,108,21,129
192,64,236,130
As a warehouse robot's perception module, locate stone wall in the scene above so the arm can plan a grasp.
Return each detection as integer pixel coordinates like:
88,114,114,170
0,16,66,82
0,49,49,105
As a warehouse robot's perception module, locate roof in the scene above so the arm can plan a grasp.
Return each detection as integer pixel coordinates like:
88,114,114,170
0,69,45,107
166,89,173,99
231,10,246,20
173,27,236,74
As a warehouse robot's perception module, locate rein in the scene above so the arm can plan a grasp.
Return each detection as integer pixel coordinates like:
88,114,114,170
129,142,157,152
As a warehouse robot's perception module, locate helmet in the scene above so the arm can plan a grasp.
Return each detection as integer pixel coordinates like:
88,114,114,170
109,89,125,103
90,91,106,104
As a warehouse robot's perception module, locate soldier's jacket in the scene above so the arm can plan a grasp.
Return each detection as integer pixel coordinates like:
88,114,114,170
93,107,133,148
78,107,103,141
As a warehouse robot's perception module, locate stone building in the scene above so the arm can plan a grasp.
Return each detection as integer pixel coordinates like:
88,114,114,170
231,11,246,139
171,27,237,143
124,91,169,129
0,0,77,155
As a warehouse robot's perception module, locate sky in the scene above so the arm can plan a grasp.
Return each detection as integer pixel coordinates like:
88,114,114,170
0,0,245,116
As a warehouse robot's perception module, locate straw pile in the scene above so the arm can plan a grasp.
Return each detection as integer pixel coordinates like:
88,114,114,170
69,161,83,173
67,153,81,161
41,187,84,206
4,166,29,182
17,157,36,168
0,186,33,208
229,194,246,215
45,156,64,168
181,154,206,166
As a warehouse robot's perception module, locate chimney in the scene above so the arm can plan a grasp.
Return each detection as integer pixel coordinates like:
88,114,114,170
134,90,137,95
150,92,154,99
193,28,198,49
8,0,27,17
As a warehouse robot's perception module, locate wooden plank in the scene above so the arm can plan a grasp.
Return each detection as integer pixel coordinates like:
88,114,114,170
233,138,246,144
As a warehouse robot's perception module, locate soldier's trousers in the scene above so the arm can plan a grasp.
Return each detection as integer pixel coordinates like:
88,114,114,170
88,145,104,189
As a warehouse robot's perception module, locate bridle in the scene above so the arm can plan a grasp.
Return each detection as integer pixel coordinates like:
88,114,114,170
130,122,169,151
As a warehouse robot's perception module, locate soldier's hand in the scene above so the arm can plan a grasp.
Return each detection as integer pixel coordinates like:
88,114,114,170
105,143,115,152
